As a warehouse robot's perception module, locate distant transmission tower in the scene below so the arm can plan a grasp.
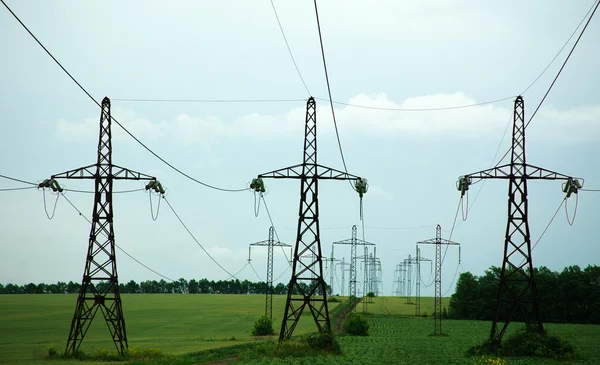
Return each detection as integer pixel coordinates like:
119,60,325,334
406,255,413,304
327,245,341,295
360,246,370,313
418,224,460,336
38,97,165,355
250,97,368,341
248,226,292,320
415,246,432,317
457,95,582,343
333,225,375,310
339,257,349,296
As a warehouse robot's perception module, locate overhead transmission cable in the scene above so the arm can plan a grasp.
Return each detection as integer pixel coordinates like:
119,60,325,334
0,186,37,192
60,192,177,282
313,0,352,187
112,98,305,103
270,0,311,95
494,0,600,166
0,0,248,193
163,197,244,280
260,194,293,266
0,173,37,186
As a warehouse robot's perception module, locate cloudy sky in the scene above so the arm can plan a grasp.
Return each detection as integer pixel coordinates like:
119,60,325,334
1,0,599,297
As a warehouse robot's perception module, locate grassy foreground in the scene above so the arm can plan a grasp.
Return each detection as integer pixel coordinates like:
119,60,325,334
1,294,599,364
0,294,341,365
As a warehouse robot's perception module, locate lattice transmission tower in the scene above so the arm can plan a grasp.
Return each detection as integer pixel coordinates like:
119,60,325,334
333,225,375,310
418,224,460,336
250,97,368,341
248,226,292,320
38,97,165,355
457,95,582,343
414,246,432,317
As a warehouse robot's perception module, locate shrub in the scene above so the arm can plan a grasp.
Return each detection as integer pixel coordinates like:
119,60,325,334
251,315,275,336
327,296,340,302
306,329,342,354
46,344,59,358
366,291,375,297
468,326,578,360
342,312,369,336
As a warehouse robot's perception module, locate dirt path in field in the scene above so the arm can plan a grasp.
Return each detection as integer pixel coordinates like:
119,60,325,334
333,298,361,333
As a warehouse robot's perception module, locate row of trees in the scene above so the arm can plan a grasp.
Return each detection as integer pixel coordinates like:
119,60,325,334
0,278,282,295
448,265,600,324
0,278,333,296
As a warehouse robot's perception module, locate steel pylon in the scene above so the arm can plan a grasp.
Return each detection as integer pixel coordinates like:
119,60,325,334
249,226,292,320
414,246,432,317
250,97,367,341
418,224,460,336
333,225,375,310
38,97,164,355
457,95,583,343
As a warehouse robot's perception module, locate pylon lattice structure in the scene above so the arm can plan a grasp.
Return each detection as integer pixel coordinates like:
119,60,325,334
457,95,582,343
327,245,341,295
38,97,164,355
405,255,414,304
418,224,460,336
250,97,367,341
333,225,375,310
414,246,432,317
339,257,349,296
249,226,292,320
360,245,370,313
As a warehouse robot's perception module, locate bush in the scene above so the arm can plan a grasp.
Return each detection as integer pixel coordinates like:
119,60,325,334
306,330,342,354
468,326,578,360
251,315,275,336
366,291,375,297
46,344,59,358
327,296,340,302
342,312,369,336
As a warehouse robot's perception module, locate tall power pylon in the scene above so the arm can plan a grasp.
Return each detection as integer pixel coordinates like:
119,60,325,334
248,226,292,320
339,257,350,296
457,95,582,343
418,224,460,336
250,97,368,341
327,245,341,295
405,256,414,304
414,246,432,317
359,245,370,313
38,97,165,355
333,225,375,310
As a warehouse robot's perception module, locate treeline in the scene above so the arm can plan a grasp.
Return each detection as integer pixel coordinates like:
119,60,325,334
448,265,600,324
0,278,290,295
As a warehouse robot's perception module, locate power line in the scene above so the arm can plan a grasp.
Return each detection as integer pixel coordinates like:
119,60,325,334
525,0,600,130
313,0,351,181
112,98,306,103
581,188,600,192
0,0,248,194
270,0,311,95
60,192,176,282
0,173,36,186
63,188,146,194
163,196,242,280
260,194,293,266
519,197,566,267
315,95,516,112
0,186,36,192
521,0,598,95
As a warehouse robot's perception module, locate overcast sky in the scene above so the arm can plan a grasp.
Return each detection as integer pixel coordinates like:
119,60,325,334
1,0,599,297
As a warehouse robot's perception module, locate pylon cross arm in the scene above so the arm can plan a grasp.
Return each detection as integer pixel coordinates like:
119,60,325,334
333,239,375,245
49,164,156,181
457,163,582,196
257,163,363,181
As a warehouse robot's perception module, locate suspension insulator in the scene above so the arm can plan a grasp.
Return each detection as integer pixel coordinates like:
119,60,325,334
456,176,471,196
562,178,583,198
354,178,368,198
39,178,63,192
250,178,266,193
145,180,166,194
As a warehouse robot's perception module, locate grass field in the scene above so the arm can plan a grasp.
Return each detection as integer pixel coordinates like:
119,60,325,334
0,294,341,365
1,294,599,364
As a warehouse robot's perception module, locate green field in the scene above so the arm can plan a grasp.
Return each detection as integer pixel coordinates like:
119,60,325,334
1,294,599,364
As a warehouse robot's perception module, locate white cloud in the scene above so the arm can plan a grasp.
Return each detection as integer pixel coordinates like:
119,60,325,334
54,93,600,144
